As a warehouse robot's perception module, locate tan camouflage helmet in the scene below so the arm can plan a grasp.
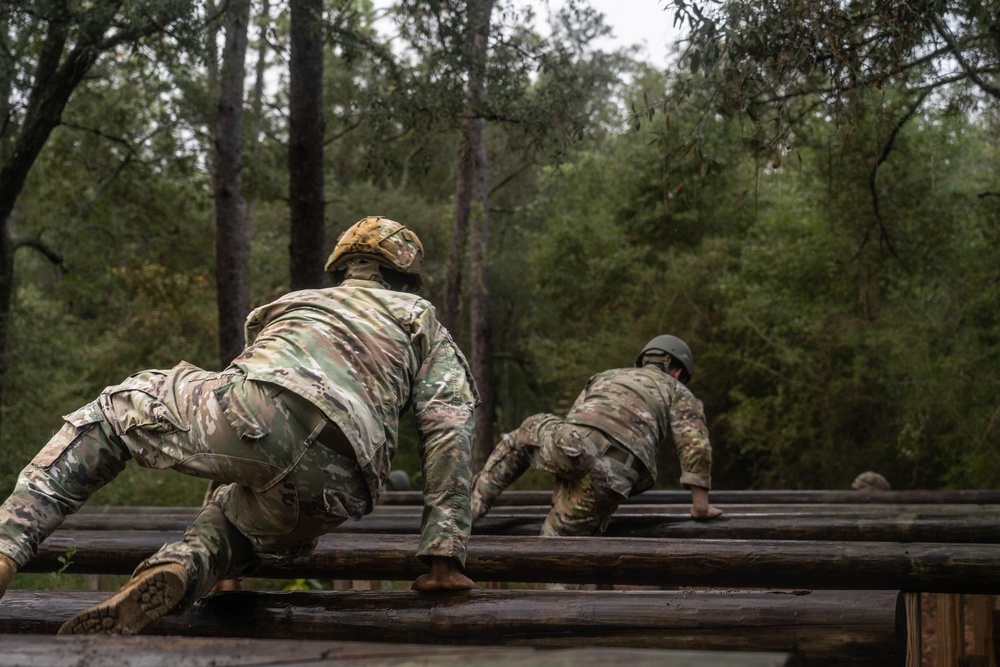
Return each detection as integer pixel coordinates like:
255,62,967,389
325,216,425,292
852,471,890,492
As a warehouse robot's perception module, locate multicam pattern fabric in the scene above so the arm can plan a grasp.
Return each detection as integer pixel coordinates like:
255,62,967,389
0,279,478,588
469,365,713,537
469,418,640,537
566,366,713,489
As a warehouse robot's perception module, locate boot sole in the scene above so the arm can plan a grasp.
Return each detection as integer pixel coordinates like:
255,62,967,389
58,566,187,635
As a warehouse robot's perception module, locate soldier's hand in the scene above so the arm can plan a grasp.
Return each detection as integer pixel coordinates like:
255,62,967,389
412,556,479,591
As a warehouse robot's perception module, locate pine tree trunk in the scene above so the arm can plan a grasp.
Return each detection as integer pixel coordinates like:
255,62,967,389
288,0,325,291
463,0,496,469
214,0,251,368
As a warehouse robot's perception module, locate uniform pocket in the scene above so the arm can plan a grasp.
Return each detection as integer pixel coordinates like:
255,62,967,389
102,371,188,436
31,401,105,468
213,377,274,440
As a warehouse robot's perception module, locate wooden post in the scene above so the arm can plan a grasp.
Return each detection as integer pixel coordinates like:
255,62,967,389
969,595,996,667
905,592,922,667
937,593,964,667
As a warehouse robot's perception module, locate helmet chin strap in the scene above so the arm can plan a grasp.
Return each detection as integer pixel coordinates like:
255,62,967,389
343,258,390,289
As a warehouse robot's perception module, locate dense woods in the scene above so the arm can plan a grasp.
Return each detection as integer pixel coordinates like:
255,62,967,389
0,0,997,504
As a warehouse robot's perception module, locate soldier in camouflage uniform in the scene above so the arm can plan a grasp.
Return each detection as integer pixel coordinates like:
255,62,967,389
0,216,480,634
470,335,722,537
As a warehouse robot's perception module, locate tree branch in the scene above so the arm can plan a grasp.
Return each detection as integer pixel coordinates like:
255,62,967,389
865,86,932,267
12,238,65,273
931,14,1000,100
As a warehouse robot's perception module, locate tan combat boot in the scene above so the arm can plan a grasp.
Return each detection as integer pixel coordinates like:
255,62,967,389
0,553,18,599
58,563,188,635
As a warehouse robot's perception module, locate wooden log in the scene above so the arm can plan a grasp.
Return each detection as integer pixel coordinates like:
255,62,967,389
20,531,1000,593
0,633,799,667
59,507,1000,544
76,501,1000,516
379,489,1000,505
0,589,898,666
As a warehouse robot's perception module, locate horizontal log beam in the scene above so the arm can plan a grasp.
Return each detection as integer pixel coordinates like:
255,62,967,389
0,589,896,666
0,632,800,667
73,501,1000,520
380,489,1000,505
20,531,1000,593
61,506,1000,543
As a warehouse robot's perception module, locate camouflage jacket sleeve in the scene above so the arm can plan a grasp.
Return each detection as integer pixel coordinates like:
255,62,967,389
410,308,479,567
670,384,713,489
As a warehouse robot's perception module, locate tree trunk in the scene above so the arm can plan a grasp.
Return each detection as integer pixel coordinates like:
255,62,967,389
288,0,326,291
0,29,105,436
464,0,496,469
241,0,271,256
214,0,252,368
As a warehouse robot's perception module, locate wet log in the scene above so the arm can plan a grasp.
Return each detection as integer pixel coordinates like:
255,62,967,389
20,531,1000,593
380,489,1000,505
0,588,897,666
60,506,1000,543
0,633,798,667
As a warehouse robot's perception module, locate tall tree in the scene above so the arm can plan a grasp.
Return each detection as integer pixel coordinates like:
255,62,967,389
0,0,201,430
288,0,326,290
454,0,496,468
214,0,252,367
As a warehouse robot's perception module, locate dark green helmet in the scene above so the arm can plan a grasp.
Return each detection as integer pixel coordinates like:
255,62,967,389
636,335,694,380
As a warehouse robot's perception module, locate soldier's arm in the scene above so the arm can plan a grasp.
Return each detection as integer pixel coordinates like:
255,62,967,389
410,314,479,581
669,387,722,520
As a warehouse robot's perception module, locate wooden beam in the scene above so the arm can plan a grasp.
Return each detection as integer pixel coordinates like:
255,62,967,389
19,531,1000,593
936,593,963,666
0,633,799,667
378,489,1000,505
969,595,997,667
0,589,897,665
60,506,1000,543
904,593,921,667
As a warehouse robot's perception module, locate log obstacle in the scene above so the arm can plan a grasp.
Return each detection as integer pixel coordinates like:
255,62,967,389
60,505,1000,543
0,634,800,667
0,589,899,666
380,489,1000,505
19,531,1000,593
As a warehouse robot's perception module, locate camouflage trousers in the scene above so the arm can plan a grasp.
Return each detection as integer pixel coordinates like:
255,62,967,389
470,414,645,537
0,362,369,608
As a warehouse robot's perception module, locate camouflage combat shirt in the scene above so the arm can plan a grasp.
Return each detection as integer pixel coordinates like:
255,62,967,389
232,279,479,563
566,366,713,490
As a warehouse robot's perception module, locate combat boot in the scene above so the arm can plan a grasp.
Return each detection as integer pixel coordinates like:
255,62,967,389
58,563,188,635
0,552,17,599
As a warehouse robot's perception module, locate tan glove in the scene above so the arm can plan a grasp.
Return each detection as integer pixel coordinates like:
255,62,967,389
0,553,17,600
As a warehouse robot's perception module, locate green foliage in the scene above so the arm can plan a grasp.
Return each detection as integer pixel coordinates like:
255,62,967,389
53,547,78,577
